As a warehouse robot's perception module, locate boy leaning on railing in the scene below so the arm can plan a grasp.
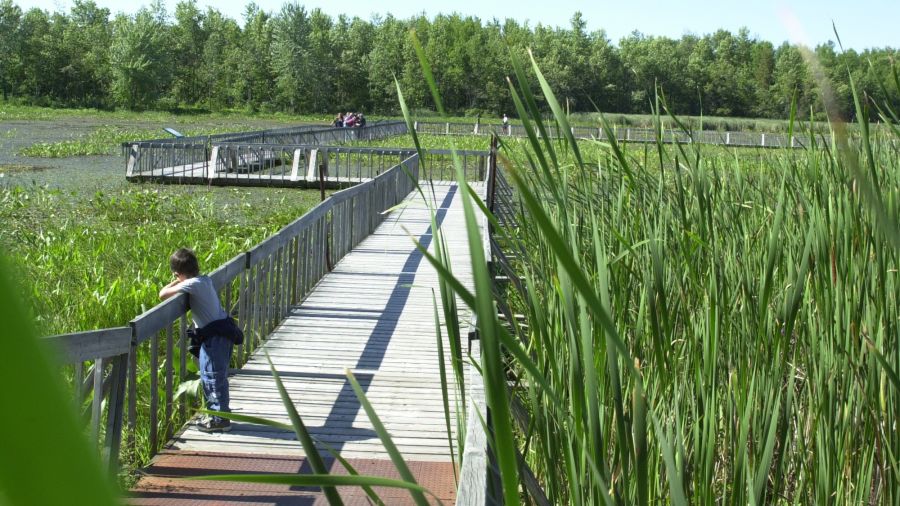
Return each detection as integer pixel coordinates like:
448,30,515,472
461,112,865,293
159,248,243,433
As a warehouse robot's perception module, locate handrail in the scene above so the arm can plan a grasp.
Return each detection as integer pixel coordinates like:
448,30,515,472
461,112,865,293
413,120,831,148
45,153,422,472
44,327,131,363
456,321,491,505
202,144,486,184
124,122,409,180
216,121,406,145
456,138,500,505
42,327,131,475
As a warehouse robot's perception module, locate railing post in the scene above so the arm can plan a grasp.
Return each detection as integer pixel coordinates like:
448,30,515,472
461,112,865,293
488,136,498,213
726,132,730,145
290,149,303,182
306,149,319,181
164,324,174,442
91,357,105,443
319,162,333,272
149,331,159,454
126,337,137,464
126,144,139,178
456,330,489,504
208,146,219,182
761,133,766,147
104,352,128,475
178,316,187,418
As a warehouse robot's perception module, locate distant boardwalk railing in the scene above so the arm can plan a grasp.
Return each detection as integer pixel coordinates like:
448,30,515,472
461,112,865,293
209,144,489,184
44,153,420,472
124,121,408,182
123,120,831,187
413,120,831,148
127,136,490,187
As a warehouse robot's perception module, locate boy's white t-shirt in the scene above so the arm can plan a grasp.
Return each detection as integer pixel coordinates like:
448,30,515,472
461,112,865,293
178,275,227,328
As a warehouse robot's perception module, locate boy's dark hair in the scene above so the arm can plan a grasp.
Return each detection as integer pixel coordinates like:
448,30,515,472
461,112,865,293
170,248,200,277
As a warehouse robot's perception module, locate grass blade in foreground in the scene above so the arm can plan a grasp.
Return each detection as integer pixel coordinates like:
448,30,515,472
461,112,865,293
345,370,432,506
264,352,344,506
410,31,520,504
0,256,120,505
202,411,386,505
432,290,459,485
188,473,441,503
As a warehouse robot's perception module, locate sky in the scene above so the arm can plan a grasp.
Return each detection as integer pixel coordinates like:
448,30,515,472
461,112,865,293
12,0,900,51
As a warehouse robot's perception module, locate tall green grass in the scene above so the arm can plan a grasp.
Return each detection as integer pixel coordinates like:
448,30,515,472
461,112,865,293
0,184,320,335
423,48,900,503
0,182,324,480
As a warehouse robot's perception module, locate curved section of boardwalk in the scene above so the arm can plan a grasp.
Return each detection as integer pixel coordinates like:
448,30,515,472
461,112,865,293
130,182,483,505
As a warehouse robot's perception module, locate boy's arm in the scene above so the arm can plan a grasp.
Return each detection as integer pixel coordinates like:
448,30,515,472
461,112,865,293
159,279,183,300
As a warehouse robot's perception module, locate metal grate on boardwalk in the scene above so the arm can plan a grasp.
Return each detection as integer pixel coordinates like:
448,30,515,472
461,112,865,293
130,182,484,505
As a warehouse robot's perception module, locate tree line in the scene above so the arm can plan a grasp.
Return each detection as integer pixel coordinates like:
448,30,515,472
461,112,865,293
0,0,896,120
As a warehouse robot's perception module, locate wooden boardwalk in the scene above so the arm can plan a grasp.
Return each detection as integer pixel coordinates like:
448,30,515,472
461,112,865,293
130,182,484,505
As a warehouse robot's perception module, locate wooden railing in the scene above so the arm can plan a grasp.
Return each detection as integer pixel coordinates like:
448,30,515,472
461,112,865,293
209,145,415,184
213,121,406,145
44,154,420,471
456,135,545,504
207,124,332,144
123,120,832,185
456,321,493,505
208,144,489,185
413,120,831,148
43,327,130,474
123,140,209,180
124,122,408,181
456,137,503,505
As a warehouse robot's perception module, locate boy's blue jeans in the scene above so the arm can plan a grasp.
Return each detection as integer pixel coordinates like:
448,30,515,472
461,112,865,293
199,335,233,422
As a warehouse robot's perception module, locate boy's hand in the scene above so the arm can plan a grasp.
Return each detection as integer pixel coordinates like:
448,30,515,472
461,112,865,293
159,277,184,300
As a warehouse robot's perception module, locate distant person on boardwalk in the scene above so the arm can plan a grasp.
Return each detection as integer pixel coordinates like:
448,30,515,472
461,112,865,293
502,114,510,134
357,113,366,127
344,112,357,128
333,112,344,128
160,248,243,433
